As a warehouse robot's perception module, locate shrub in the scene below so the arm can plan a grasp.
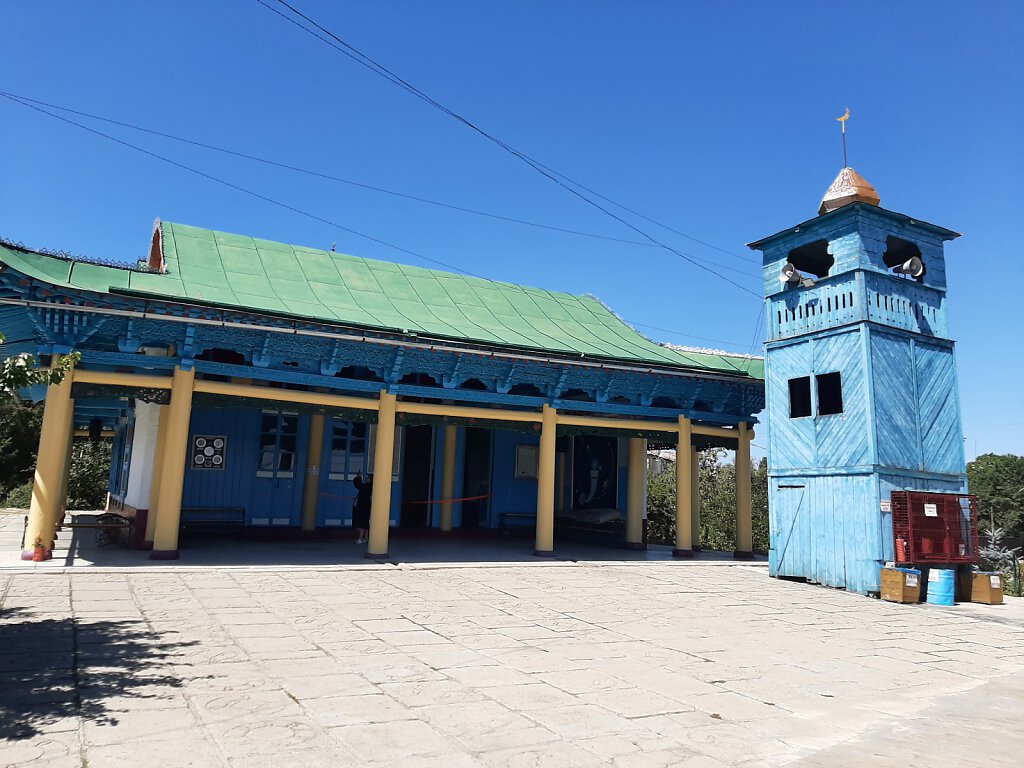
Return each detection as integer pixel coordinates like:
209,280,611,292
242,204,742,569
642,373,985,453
3,480,34,509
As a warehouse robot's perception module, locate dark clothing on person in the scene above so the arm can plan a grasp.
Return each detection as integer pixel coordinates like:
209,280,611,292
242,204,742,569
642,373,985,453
352,474,373,530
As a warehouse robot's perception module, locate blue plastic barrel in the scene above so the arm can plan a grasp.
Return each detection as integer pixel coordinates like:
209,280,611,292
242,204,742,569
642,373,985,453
926,568,956,606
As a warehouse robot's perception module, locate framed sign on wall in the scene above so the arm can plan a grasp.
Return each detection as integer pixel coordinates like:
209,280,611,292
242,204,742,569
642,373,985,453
514,444,539,480
192,435,227,470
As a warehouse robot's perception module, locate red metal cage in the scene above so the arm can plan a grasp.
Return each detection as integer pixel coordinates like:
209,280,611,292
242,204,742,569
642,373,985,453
892,491,978,565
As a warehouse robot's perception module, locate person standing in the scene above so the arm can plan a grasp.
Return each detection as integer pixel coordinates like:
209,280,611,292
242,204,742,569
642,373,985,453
352,474,372,544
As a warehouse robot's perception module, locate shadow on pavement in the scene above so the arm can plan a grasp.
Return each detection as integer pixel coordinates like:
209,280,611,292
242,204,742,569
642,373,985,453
0,606,196,740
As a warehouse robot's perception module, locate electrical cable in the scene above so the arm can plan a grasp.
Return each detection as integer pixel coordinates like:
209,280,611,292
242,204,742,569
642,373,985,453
256,0,763,296
0,93,484,278
2,93,765,361
0,89,759,281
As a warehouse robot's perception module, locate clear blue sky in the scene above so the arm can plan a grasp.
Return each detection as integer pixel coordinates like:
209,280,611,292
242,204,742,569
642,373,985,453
1,1,1021,459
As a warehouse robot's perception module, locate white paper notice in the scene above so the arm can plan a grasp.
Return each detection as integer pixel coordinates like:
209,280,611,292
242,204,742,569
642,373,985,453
924,503,938,517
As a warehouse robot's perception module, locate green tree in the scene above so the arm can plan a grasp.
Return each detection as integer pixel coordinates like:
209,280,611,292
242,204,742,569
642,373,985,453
967,453,1024,535
646,449,769,553
0,397,43,497
0,332,79,393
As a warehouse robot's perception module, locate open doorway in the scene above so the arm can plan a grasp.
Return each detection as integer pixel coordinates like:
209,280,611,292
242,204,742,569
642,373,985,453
461,428,492,528
400,425,434,528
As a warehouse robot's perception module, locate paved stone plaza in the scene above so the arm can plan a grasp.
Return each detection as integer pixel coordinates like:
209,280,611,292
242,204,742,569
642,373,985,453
1,550,1022,768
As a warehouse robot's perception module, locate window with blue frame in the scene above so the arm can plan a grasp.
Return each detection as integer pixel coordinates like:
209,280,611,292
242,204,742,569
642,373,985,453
329,419,369,480
256,411,298,478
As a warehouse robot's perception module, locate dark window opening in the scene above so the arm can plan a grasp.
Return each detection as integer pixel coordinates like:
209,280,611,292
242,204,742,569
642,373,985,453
560,388,594,402
399,372,440,387
197,348,246,366
609,395,632,405
789,377,812,418
651,396,679,409
693,399,711,412
508,383,543,398
787,239,834,279
337,365,383,382
816,372,844,415
458,378,489,391
883,236,922,268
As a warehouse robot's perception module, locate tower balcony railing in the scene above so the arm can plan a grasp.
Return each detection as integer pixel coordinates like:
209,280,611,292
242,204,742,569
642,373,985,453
768,271,948,341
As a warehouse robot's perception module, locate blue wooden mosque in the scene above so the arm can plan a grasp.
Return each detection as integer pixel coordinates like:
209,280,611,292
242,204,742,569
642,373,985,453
2,221,763,562
750,167,967,594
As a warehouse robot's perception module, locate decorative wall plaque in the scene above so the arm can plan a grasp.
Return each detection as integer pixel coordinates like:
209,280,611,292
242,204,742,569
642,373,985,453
192,435,227,470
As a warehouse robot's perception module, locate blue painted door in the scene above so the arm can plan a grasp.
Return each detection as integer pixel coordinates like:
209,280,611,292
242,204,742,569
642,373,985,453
317,418,371,527
249,410,305,526
769,483,806,579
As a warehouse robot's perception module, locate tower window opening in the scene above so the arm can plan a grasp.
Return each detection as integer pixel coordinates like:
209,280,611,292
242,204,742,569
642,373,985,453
816,372,844,416
849,291,854,307
778,310,782,326
827,296,832,312
798,305,803,319
883,236,924,279
788,377,812,419
842,294,847,309
786,239,834,279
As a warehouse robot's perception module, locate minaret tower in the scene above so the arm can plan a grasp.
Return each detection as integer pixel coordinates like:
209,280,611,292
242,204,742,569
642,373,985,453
748,154,967,594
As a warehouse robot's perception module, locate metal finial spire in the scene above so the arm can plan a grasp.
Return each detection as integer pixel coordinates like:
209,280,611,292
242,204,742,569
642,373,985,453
836,108,850,167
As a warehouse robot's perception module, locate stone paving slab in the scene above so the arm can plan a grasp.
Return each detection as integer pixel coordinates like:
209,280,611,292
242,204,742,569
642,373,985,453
1,554,1022,766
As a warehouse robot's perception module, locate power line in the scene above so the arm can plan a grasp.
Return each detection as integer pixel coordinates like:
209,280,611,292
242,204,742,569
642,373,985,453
0,93,484,278
0,89,760,281
1,93,762,365
256,0,763,297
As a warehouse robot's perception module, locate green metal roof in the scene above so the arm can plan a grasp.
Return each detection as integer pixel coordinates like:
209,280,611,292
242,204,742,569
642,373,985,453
0,222,763,379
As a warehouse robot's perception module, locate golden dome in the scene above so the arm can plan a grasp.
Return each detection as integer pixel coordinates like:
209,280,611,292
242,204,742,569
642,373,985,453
819,167,880,214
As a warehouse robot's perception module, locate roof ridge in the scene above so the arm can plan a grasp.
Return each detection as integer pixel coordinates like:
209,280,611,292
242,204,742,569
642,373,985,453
0,236,157,274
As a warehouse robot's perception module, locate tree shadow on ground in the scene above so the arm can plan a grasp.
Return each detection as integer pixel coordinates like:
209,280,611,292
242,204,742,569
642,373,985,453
0,606,198,741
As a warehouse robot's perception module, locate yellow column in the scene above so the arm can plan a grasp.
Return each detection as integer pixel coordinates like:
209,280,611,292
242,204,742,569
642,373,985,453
734,421,754,559
625,437,646,549
150,366,195,559
534,404,557,556
440,424,457,532
301,414,325,532
690,445,701,551
55,411,76,530
673,415,694,557
22,359,75,560
144,405,169,546
367,391,396,558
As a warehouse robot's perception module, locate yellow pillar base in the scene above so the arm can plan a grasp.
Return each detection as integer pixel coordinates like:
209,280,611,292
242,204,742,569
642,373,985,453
367,391,396,559
625,437,646,550
734,421,754,560
150,366,195,560
301,414,325,532
673,415,694,558
690,445,701,552
534,404,557,557
440,424,457,532
23,359,74,560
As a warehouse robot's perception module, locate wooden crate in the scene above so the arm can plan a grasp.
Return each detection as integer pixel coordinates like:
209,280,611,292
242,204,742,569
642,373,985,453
959,571,1004,605
880,567,921,604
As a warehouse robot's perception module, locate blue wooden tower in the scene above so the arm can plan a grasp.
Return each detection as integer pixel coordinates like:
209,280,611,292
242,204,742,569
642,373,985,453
749,167,967,594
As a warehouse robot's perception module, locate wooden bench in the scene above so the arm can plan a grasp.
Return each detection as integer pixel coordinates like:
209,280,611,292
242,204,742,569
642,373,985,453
65,513,133,547
180,508,246,530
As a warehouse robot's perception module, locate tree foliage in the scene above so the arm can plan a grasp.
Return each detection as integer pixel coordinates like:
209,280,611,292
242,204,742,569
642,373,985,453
0,332,79,394
2,441,112,510
647,448,770,553
967,453,1024,535
0,397,43,497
